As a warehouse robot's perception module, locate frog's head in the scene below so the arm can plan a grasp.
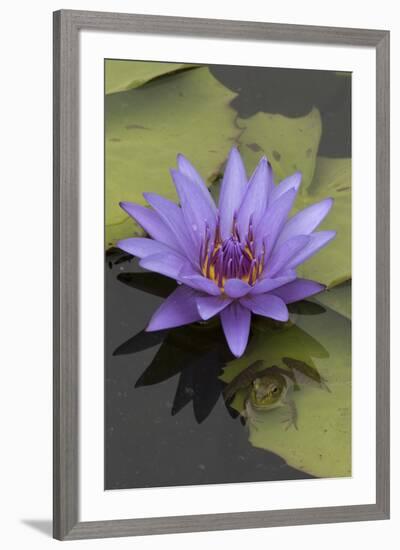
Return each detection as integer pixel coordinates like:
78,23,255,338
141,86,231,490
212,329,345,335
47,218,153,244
250,374,286,409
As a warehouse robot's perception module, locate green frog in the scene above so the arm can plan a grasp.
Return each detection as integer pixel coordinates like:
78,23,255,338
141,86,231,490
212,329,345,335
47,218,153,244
224,360,298,431
282,357,330,393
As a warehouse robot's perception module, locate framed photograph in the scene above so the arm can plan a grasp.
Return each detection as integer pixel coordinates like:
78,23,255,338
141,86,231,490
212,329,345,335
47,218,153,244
53,9,390,541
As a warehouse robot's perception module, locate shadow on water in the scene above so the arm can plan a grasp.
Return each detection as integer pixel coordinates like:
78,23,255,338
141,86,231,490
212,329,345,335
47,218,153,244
115,323,231,424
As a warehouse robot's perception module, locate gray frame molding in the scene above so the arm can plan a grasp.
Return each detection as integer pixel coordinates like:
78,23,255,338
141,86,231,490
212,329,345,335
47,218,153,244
53,9,390,541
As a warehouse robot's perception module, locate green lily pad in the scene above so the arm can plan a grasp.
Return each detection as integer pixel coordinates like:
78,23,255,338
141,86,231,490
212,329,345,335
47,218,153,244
105,60,197,95
220,318,329,388
237,107,322,190
106,213,146,244
221,307,351,478
314,280,351,319
295,157,351,288
105,67,240,247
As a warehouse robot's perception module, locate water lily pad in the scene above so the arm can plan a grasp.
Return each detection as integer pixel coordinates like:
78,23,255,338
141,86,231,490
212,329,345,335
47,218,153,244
314,280,351,319
106,213,146,245
105,67,240,247
237,107,322,190
221,307,351,478
221,318,329,388
295,157,351,288
105,60,197,95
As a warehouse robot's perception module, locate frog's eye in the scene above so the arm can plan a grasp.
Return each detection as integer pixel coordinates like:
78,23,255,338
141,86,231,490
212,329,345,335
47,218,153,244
272,386,279,394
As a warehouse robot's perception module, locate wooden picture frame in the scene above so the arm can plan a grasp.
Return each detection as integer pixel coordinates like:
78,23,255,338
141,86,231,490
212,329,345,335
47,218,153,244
53,9,390,540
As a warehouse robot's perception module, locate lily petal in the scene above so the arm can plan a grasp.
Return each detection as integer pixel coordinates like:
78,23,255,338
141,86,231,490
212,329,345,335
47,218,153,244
241,293,289,322
250,271,297,295
287,230,336,269
220,301,251,357
255,188,298,257
265,235,310,277
276,197,334,246
179,274,221,296
196,295,232,320
140,252,189,280
237,157,272,238
117,237,174,259
271,278,326,303
119,201,178,250
146,286,202,331
171,169,217,244
179,264,221,296
270,172,302,203
218,147,248,239
176,154,217,214
224,278,251,298
143,192,197,263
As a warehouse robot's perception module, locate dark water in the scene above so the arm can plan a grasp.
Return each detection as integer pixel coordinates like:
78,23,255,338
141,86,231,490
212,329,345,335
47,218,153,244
105,66,350,490
211,65,351,158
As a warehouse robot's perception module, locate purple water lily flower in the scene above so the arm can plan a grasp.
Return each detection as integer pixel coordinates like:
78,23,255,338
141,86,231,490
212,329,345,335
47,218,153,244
118,148,335,357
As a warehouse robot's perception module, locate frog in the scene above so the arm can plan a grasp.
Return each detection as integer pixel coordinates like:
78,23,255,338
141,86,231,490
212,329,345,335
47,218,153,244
224,360,298,431
282,357,330,393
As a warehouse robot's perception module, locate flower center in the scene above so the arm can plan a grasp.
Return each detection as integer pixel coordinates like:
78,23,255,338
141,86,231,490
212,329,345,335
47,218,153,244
200,215,265,290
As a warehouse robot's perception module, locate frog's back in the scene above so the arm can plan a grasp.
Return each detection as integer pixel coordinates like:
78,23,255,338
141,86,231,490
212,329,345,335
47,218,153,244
224,360,267,402
282,357,330,392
